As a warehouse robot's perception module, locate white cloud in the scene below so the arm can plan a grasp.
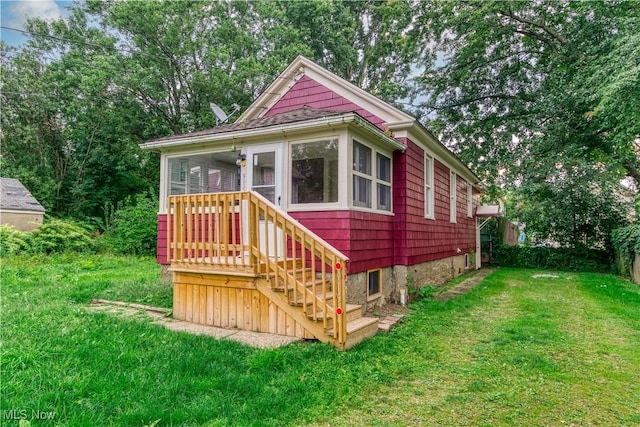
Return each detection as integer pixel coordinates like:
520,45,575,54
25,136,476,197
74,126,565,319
4,1,63,29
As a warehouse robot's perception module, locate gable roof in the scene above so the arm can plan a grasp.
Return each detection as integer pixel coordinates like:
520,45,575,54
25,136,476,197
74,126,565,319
238,56,414,126
238,56,481,186
0,178,45,213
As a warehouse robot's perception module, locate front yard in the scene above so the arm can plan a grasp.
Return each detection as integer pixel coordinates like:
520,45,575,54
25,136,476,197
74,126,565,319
2,255,639,426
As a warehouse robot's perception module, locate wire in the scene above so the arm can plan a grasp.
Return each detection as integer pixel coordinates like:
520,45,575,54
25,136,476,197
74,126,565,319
0,25,168,62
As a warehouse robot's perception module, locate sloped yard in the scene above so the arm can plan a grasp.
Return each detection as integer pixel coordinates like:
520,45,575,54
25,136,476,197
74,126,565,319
2,255,639,426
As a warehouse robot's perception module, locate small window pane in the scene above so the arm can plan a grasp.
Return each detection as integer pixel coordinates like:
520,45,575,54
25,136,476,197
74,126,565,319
377,153,391,182
368,269,381,297
377,183,391,211
353,141,371,175
353,175,371,208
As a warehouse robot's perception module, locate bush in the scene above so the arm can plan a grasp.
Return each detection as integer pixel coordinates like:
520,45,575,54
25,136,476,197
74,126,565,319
29,218,98,254
101,191,157,256
493,245,615,273
611,225,640,277
0,225,30,257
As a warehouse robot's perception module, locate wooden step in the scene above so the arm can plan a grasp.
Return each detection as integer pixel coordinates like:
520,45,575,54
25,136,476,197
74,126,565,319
272,276,327,293
328,316,379,350
306,303,362,322
266,268,322,286
292,284,333,305
259,258,306,273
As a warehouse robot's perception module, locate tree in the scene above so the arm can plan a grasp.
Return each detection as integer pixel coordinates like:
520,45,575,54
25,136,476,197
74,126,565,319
414,0,640,245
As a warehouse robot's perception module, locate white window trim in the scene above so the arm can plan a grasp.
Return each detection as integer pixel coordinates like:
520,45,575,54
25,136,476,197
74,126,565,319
450,171,457,223
350,138,394,215
375,152,392,212
424,152,435,220
288,137,342,210
467,182,473,217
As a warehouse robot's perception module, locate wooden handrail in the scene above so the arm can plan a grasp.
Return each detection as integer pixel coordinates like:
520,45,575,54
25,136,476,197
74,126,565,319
167,191,349,344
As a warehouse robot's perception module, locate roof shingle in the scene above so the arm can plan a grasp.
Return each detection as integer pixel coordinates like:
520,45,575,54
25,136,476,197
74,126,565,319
147,106,353,144
0,178,45,212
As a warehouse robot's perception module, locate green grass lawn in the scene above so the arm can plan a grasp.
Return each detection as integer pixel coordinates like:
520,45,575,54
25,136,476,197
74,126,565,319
2,255,639,426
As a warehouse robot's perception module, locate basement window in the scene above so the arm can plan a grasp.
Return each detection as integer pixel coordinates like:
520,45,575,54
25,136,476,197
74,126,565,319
367,269,382,301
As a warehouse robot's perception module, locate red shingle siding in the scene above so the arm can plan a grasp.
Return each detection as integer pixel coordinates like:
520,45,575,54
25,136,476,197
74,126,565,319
395,140,476,266
265,75,386,129
289,210,395,274
157,214,167,264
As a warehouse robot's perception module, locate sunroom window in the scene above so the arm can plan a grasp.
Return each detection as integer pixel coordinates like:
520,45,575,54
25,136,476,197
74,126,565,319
168,152,239,196
376,153,391,211
352,140,392,212
291,139,339,204
353,141,372,208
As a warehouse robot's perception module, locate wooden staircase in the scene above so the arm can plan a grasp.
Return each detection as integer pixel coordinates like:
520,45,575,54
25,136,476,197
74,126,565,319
167,191,379,350
256,260,378,350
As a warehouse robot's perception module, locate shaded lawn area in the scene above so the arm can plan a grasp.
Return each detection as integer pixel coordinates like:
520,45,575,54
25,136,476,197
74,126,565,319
1,255,639,426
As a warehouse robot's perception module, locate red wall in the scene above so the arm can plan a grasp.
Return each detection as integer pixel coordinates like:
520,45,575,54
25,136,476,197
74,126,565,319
266,75,386,130
289,210,395,274
157,214,167,264
157,140,478,273
392,139,477,268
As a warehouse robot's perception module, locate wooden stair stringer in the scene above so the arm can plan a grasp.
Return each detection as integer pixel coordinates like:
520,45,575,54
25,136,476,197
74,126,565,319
255,279,337,347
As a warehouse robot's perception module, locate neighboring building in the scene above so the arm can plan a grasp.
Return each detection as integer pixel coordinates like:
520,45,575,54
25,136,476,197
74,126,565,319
0,178,45,231
140,56,489,349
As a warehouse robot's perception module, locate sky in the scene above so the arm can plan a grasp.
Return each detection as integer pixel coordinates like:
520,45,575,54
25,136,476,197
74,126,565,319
1,0,72,46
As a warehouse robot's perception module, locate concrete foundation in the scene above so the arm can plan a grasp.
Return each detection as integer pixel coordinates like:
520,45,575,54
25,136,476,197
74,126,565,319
346,254,472,308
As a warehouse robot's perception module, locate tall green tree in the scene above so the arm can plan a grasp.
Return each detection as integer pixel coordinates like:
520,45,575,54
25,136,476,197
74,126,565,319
415,0,639,246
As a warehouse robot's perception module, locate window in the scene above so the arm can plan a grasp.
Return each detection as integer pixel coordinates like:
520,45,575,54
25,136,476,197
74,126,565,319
376,153,391,211
424,154,434,219
168,152,239,196
467,182,473,217
291,139,339,204
367,269,382,300
353,141,372,208
450,171,457,223
352,140,392,212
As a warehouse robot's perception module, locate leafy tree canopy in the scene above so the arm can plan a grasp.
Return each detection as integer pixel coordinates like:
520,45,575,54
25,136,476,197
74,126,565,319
415,0,639,247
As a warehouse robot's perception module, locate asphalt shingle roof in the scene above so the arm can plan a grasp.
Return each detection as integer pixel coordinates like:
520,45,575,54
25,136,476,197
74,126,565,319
0,178,45,212
148,106,354,144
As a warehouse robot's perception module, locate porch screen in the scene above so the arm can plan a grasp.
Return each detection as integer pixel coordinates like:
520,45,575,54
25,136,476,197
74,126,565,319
168,152,239,195
291,139,338,204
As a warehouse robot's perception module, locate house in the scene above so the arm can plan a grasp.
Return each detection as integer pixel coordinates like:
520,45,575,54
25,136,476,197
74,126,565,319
0,178,45,231
140,56,487,349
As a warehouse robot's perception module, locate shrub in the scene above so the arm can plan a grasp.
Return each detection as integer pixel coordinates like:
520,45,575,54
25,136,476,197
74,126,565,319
0,225,30,257
28,218,98,254
611,225,640,277
101,191,157,256
493,245,614,273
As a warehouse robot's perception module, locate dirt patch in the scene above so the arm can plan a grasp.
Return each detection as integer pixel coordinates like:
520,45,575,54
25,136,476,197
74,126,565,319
434,269,494,301
88,299,302,349
367,302,409,318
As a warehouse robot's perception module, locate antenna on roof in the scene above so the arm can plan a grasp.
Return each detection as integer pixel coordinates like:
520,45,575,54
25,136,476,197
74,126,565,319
210,102,242,126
